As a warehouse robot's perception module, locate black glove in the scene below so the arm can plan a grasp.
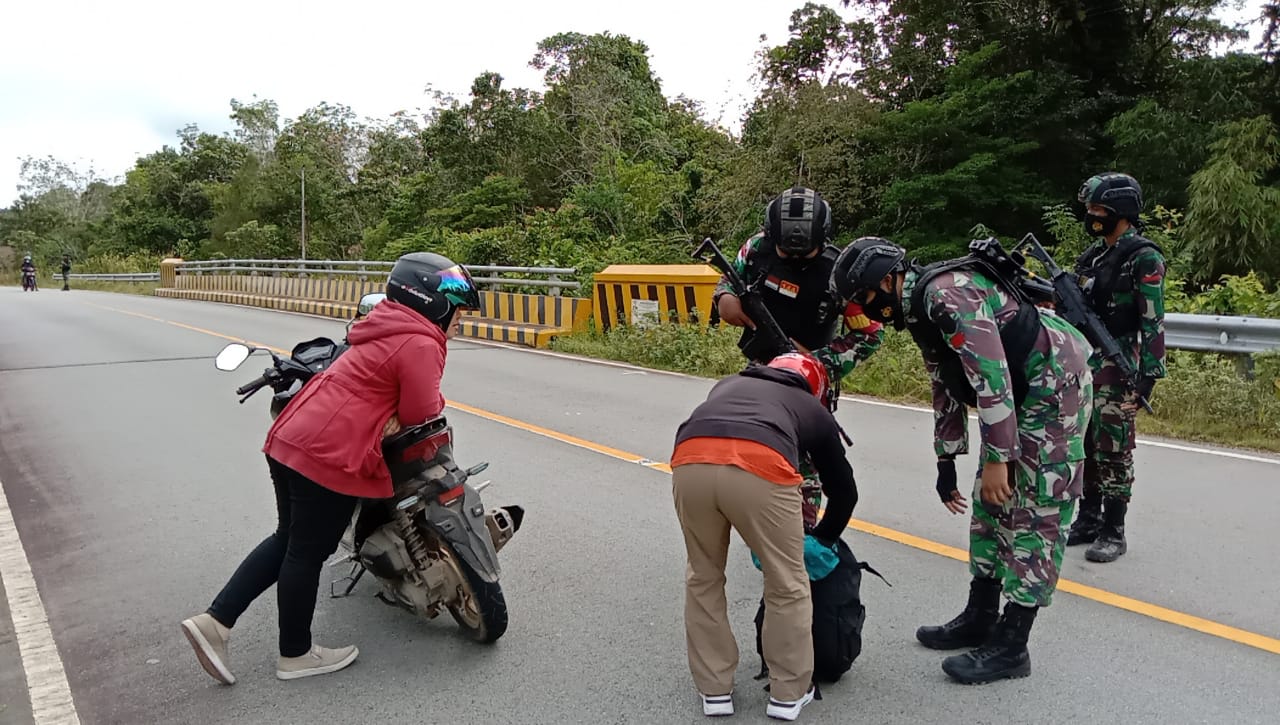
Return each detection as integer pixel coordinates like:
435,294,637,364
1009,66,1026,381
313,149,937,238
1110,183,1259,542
936,458,958,504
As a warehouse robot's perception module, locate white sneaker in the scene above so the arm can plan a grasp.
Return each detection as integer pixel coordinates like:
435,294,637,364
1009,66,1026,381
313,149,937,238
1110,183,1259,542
766,685,816,721
701,691,734,717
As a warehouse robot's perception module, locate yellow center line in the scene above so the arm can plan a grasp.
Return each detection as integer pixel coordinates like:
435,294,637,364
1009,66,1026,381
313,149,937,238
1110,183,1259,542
89,301,1280,657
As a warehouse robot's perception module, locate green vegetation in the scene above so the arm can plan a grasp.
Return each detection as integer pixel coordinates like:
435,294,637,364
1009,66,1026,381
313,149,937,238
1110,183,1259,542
3,2,1278,449
551,324,1280,453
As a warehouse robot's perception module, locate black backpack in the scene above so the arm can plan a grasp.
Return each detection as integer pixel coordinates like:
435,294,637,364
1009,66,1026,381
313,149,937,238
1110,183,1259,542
753,537,887,684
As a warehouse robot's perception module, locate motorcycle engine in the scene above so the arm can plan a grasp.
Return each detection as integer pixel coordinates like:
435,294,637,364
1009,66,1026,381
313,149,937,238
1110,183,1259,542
357,529,414,580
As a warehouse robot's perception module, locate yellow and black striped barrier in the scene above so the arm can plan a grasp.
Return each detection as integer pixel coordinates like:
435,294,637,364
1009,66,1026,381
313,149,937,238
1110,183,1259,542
591,264,721,331
156,268,591,349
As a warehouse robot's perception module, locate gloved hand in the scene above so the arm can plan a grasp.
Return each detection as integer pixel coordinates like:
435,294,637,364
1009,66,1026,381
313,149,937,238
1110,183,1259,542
844,301,883,334
936,457,958,503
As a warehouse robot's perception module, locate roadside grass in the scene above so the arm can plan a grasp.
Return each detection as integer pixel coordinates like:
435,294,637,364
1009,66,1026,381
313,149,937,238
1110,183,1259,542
551,322,1280,454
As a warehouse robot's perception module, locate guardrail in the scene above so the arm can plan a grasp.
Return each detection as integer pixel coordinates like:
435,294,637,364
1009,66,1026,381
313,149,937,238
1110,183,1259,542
48,272,161,282
1164,312,1280,355
173,259,580,296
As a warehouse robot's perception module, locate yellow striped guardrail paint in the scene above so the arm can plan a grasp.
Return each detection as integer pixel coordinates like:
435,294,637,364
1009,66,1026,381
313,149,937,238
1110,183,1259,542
155,261,590,348
591,264,721,331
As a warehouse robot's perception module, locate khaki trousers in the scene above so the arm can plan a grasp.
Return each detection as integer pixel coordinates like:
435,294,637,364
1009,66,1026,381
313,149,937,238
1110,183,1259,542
671,462,812,702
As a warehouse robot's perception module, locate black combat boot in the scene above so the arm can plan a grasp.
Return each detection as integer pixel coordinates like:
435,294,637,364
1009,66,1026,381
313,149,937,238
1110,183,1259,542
940,602,1037,684
916,577,1001,650
1066,489,1103,545
1086,497,1128,562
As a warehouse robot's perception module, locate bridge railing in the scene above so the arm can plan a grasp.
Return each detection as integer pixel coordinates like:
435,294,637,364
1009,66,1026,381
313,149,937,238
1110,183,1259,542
47,272,161,282
173,259,580,296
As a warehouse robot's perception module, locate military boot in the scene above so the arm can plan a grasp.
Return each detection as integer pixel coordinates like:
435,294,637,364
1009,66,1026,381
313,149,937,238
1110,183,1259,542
1066,489,1103,545
1086,497,1128,562
916,577,1001,650
940,602,1037,684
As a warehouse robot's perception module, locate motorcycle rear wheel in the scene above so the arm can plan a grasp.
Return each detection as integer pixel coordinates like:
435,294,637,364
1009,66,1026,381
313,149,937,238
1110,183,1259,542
446,545,508,644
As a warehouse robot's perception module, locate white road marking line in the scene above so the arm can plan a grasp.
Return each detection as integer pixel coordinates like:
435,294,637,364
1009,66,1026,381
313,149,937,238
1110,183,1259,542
0,476,80,724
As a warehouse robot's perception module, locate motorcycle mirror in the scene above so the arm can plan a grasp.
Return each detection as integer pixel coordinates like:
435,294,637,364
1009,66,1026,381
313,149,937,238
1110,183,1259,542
357,293,387,318
214,343,254,371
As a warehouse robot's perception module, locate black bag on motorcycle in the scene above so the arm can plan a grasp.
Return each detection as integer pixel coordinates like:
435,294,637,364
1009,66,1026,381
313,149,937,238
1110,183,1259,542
752,537,876,684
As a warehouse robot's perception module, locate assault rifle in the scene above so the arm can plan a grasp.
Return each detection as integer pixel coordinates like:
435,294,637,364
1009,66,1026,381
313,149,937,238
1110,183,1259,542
693,237,853,442
692,237,796,364
1011,233,1154,414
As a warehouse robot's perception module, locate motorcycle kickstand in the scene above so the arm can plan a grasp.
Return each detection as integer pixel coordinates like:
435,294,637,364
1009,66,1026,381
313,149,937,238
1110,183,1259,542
329,561,367,599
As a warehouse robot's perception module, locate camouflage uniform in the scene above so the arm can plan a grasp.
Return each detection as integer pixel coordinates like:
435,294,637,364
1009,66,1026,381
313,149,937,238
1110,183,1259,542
904,267,1094,608
1075,229,1167,502
715,233,885,526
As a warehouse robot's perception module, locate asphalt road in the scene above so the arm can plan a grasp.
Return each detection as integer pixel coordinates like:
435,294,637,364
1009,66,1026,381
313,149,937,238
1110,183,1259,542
0,286,1277,725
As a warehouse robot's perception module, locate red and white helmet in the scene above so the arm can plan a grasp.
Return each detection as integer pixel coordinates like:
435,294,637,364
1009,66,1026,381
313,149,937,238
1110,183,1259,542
766,352,830,404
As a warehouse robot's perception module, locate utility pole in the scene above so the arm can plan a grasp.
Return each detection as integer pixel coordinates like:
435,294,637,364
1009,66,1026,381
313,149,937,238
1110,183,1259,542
300,166,307,260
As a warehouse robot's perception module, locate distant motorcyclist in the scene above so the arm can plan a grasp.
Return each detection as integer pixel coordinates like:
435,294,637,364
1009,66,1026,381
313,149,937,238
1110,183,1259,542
181,252,480,685
21,256,38,291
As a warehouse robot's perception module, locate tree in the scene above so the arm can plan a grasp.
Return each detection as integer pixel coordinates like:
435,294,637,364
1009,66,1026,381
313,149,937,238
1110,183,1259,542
1182,115,1280,284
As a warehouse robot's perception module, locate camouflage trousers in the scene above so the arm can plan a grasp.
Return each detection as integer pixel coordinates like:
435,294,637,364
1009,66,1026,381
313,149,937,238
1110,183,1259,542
799,457,822,530
1084,383,1138,502
968,459,1082,608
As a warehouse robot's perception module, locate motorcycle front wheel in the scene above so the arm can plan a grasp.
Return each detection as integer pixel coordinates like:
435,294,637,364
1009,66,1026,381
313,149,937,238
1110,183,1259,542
446,543,508,644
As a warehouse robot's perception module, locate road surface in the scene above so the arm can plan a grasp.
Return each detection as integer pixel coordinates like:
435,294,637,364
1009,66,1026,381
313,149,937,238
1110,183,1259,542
0,286,1277,724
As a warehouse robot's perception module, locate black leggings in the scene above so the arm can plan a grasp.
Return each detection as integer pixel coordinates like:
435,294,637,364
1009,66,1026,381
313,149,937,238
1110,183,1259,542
207,456,358,657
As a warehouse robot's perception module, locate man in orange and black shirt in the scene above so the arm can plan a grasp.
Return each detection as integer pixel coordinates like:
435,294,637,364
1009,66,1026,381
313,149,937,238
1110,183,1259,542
670,352,857,722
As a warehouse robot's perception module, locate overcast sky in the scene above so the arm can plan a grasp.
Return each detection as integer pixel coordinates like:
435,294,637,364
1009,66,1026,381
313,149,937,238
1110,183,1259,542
0,0,1269,205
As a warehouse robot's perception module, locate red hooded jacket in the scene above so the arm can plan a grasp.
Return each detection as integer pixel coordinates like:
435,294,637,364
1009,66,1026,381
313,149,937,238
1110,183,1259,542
263,299,448,499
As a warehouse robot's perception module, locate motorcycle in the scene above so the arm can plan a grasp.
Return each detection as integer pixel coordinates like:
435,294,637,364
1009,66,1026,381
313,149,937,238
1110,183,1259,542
22,269,37,291
212,292,524,643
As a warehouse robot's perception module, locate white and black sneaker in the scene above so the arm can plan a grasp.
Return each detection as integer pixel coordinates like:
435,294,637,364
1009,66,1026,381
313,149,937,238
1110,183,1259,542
766,685,816,721
701,691,734,717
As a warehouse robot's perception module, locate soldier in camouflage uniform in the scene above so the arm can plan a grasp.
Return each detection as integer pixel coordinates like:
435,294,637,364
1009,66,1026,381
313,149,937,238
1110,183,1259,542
712,186,884,528
1064,172,1166,563
829,237,1094,685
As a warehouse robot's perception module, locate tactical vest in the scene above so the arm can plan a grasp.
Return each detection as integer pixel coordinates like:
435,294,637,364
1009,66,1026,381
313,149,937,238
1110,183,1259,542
906,257,1041,409
1073,234,1162,338
742,237,843,351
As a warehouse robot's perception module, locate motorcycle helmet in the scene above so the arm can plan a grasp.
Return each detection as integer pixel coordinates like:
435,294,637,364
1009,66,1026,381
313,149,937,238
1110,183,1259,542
767,352,829,403
385,252,481,329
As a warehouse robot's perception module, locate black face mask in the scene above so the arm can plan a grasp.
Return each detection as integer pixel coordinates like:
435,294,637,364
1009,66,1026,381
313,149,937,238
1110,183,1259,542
1084,212,1122,238
863,286,906,330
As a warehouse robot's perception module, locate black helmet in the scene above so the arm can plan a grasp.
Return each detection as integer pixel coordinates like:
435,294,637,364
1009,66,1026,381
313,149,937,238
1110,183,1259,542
829,236,906,301
385,252,481,328
765,185,832,255
1077,172,1143,222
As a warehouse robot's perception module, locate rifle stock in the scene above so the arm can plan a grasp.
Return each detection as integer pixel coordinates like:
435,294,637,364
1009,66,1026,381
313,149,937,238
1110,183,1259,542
1012,233,1154,414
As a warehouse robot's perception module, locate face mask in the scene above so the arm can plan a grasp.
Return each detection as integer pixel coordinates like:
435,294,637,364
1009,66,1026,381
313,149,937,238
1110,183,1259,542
863,286,906,330
1084,212,1121,238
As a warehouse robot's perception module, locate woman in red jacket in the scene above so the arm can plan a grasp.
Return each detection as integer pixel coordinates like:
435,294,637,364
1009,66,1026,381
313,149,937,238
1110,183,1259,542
181,252,480,685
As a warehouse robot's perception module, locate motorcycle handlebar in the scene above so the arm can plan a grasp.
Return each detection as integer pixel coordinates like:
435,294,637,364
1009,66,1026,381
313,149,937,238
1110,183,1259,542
235,375,271,397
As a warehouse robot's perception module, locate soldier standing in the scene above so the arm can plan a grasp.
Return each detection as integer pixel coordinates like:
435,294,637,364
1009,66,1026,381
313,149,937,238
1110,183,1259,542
1065,173,1167,563
713,186,884,527
828,236,1094,684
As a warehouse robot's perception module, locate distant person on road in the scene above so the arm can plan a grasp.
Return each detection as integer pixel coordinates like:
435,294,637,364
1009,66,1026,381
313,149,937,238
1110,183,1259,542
21,255,37,291
61,254,71,291
180,252,481,685
712,185,884,527
670,352,858,721
1064,172,1167,564
828,237,1093,685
